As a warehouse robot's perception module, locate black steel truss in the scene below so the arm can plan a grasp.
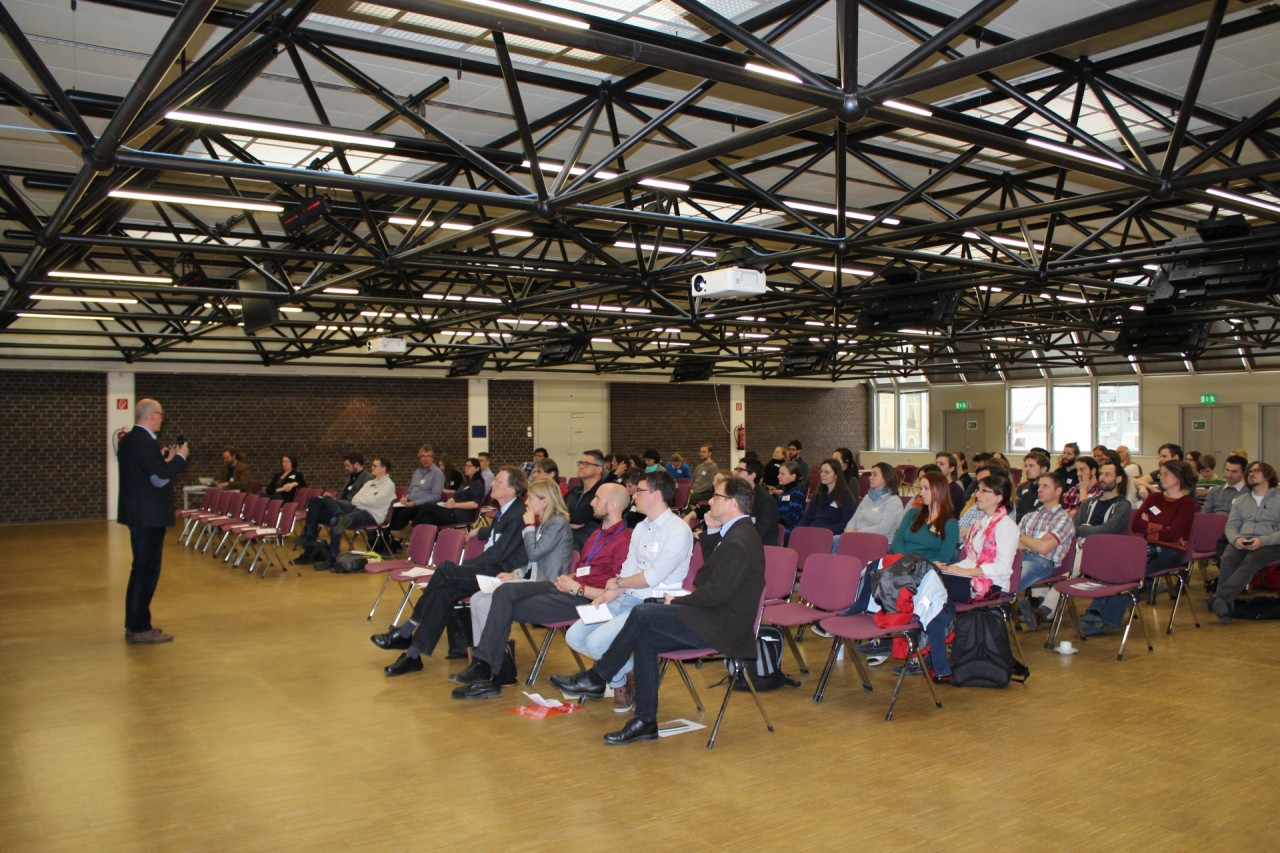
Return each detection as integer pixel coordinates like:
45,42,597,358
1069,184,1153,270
2,0,1280,380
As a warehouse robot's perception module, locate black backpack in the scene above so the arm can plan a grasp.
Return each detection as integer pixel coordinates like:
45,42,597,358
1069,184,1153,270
949,609,1030,688
1231,596,1280,620
728,626,800,692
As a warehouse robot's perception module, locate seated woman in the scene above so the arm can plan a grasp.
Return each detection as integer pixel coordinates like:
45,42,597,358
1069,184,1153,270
265,455,306,501
467,477,574,650
409,458,487,528
941,471,1018,599
799,459,856,549
844,462,906,539
764,446,786,490
774,461,808,536
437,453,463,491
642,449,663,474
1082,459,1197,634
833,447,861,508
664,452,691,481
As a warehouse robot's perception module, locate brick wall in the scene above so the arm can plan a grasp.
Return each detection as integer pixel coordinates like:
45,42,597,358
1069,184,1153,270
745,383,869,466
0,370,105,522
609,382,733,461
487,379,533,469
137,374,471,493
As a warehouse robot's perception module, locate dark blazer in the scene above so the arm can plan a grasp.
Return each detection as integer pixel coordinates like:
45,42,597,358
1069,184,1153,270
466,500,529,575
672,517,765,659
565,478,603,550
752,483,780,546
117,425,188,528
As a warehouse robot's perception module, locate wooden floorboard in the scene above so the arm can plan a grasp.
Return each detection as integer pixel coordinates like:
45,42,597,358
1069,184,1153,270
1,520,1275,851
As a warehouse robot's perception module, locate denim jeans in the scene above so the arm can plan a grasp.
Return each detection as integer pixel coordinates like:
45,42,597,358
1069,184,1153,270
1019,551,1057,591
565,593,643,687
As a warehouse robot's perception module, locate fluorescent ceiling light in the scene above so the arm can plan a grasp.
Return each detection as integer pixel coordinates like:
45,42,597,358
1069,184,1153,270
389,215,435,228
804,320,826,327
322,287,360,295
423,293,464,302
315,324,386,333
493,228,534,238
883,99,932,117
48,270,172,284
1026,137,1124,170
745,62,802,84
638,178,690,192
279,307,303,313
898,327,943,336
976,285,1003,292
783,200,900,226
462,0,589,29
466,296,504,304
614,240,716,259
571,302,651,314
33,294,138,304
522,160,619,180
1205,187,1280,215
109,189,284,213
16,312,116,321
791,261,875,276
166,109,396,149
963,230,1045,252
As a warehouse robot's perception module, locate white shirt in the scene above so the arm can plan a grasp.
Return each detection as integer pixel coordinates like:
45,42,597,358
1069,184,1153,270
619,508,694,598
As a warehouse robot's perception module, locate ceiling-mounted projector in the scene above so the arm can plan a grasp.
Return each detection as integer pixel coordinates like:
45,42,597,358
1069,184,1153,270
366,337,407,354
691,267,766,299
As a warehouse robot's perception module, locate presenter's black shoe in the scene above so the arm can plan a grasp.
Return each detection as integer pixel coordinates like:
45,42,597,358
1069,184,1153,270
384,653,423,676
448,660,491,684
371,632,412,650
292,554,316,566
549,670,605,701
452,682,502,700
603,718,659,745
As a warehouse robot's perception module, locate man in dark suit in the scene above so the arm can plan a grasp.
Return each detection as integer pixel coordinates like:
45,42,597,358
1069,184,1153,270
735,456,779,546
371,466,530,675
550,476,765,745
117,398,188,644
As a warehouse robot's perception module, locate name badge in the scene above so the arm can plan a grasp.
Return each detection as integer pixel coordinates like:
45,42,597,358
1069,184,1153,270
576,564,591,577
830,501,839,509
1149,506,1161,516
781,495,791,502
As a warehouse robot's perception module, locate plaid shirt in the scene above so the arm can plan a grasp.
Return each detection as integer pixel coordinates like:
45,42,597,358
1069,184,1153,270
1018,503,1075,567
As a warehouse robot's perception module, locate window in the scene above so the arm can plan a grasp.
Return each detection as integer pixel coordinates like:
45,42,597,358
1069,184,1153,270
899,390,929,450
1052,384,1092,451
876,386,929,450
1098,382,1140,451
1009,385,1047,452
876,390,896,450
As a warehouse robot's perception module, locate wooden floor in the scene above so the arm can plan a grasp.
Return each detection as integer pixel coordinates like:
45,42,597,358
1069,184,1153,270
2,521,1276,851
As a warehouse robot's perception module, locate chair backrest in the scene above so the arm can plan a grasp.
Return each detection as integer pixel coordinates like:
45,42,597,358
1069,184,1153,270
462,535,485,563
208,489,232,516
1057,535,1077,578
685,542,705,591
899,495,913,507
1010,466,1022,486
280,503,302,534
1190,511,1229,556
807,466,822,497
1008,550,1024,594
896,465,919,487
567,550,581,574
432,527,467,565
406,524,438,565
787,526,834,571
796,553,862,612
225,491,247,519
396,484,408,500
673,480,691,510
836,531,889,566
1078,534,1150,585
859,471,871,497
263,498,283,527
199,488,219,511
762,545,799,602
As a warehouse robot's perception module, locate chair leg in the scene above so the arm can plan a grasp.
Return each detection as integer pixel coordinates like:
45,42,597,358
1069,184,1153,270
811,639,843,703
1003,605,1026,661
669,660,705,714
915,643,943,710
525,627,558,686
1165,570,1199,634
779,625,809,675
391,586,416,626
706,659,773,749
519,622,541,657
367,574,394,620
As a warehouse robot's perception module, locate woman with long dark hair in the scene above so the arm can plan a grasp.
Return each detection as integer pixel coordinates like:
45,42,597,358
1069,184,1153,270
265,455,306,501
799,459,856,547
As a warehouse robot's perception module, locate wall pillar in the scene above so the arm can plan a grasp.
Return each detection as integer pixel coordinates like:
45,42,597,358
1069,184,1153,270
105,372,135,520
468,378,489,457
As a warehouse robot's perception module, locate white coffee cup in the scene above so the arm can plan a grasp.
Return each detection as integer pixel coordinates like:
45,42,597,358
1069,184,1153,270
1057,640,1074,654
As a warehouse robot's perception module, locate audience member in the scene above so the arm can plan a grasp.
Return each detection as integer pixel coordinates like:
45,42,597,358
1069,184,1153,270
665,452,691,481
405,457,486,528
1055,442,1081,490
215,446,251,491
689,444,720,503
1204,455,1248,516
943,471,1018,598
566,450,606,550
1016,471,1076,591
734,457,779,546
1133,443,1182,501
935,452,964,515
799,459,855,545
387,446,445,538
845,462,906,539
763,446,785,489
1062,455,1100,511
265,455,305,501
786,440,809,484
834,447,861,508
1015,452,1049,520
1207,462,1280,625
521,447,548,479
775,461,808,535
300,456,396,569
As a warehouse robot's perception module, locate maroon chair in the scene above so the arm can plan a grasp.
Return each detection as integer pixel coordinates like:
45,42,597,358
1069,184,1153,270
673,480,692,511
895,465,919,495
762,545,799,605
1186,511,1228,591
813,613,942,721
763,553,862,674
184,489,231,548
177,487,219,540
787,526,834,577
1145,515,1201,635
366,524,438,621
462,535,485,563
1047,534,1153,660
657,591,773,749
1018,536,1076,636
240,502,301,579
836,532,889,567
226,497,283,566
201,492,248,554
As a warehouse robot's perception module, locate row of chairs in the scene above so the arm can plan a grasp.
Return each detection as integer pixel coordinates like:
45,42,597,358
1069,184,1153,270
176,488,300,578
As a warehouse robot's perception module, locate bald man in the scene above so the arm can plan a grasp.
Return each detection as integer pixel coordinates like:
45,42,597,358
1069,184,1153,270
451,482,633,700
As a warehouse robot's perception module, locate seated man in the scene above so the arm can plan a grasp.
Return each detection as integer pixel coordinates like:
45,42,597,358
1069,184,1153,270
215,446,251,491
1133,443,1182,501
689,444,719,503
734,457,779,546
387,445,444,538
1207,462,1280,625
521,447,548,479
563,468,694,712
1204,455,1248,515
449,483,633,700
1014,452,1049,520
532,457,567,495
1017,472,1075,591
370,467,530,675
297,453,371,543
550,476,765,745
565,450,606,549
305,457,396,569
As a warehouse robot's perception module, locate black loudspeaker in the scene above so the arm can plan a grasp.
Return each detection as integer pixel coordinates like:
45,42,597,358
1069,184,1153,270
671,357,715,383
536,338,587,367
238,272,279,333
448,352,488,377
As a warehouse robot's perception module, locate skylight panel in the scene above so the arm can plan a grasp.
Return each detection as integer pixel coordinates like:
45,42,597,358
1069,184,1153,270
351,2,399,18
383,28,468,49
308,13,381,32
399,12,486,37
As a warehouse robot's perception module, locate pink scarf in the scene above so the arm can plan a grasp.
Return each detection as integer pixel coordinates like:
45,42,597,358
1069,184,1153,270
965,505,1009,592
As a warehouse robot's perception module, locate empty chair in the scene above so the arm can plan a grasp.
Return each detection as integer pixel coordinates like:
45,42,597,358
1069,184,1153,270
367,524,438,621
673,480,692,511
787,526,834,574
812,612,942,721
763,553,862,674
1186,511,1229,591
1048,534,1153,660
762,545,799,605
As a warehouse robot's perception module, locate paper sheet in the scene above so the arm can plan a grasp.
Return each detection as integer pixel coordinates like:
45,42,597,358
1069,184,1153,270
575,603,612,624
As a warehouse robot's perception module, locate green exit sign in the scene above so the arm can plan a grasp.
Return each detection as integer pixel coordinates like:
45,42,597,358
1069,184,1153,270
955,401,969,410
1201,394,1218,405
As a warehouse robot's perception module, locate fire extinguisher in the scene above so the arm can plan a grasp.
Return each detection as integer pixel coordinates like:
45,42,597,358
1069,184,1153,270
735,423,746,450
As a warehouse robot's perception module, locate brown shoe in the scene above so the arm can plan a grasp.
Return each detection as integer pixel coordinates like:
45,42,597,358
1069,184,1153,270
126,628,174,644
613,672,636,714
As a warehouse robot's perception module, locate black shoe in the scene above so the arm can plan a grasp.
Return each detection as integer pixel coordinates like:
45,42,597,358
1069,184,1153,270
448,659,492,685
603,717,659,745
549,670,605,700
1205,577,1218,593
371,632,412,650
384,653,423,676
292,554,317,565
452,682,502,700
